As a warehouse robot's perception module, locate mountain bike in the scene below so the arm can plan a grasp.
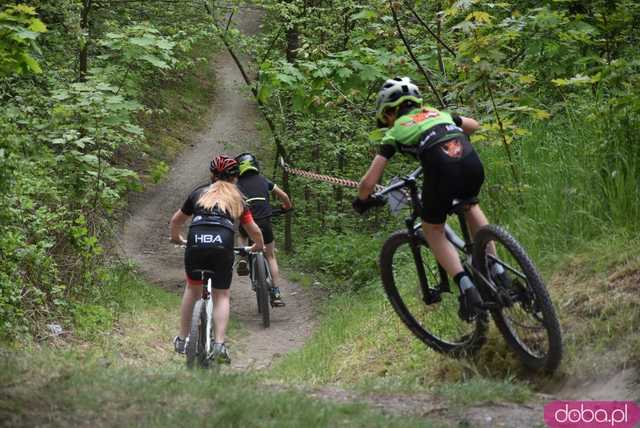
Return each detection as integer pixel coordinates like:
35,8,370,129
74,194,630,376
185,246,255,368
238,246,272,328
367,166,563,373
185,269,215,369
240,207,292,329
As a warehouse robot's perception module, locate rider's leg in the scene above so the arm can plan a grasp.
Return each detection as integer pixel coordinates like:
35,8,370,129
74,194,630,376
421,222,464,277
179,282,201,338
264,242,280,285
236,227,250,276
265,241,285,306
212,288,230,343
464,204,506,279
422,221,483,319
464,204,497,255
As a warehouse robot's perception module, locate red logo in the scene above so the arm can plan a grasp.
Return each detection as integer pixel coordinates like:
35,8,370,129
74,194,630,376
440,140,463,158
400,109,440,127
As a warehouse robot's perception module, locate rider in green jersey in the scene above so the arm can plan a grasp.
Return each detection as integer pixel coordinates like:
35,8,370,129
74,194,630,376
354,77,507,321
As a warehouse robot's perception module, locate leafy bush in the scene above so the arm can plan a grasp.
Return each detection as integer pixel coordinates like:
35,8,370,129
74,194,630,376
293,231,384,290
0,2,216,341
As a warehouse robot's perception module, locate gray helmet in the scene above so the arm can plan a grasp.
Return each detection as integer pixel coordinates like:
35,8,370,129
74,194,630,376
375,77,423,123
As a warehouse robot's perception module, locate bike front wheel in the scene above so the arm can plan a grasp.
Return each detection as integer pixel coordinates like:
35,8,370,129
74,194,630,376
473,225,563,373
380,230,487,357
254,253,270,328
186,299,208,369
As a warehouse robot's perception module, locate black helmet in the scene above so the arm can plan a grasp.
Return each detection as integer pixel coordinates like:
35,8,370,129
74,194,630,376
235,152,260,176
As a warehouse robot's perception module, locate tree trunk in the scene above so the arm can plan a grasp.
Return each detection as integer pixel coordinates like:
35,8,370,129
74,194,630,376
79,0,92,81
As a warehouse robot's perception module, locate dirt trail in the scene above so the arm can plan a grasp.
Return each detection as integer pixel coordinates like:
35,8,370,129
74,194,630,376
122,8,314,370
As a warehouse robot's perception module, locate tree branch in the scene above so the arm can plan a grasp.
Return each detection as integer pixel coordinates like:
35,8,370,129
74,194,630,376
389,1,445,108
404,1,455,56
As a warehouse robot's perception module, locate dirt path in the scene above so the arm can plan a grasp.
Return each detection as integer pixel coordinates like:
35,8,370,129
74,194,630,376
122,8,315,371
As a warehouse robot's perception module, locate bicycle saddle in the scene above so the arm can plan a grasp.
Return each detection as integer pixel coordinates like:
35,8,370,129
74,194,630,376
193,269,215,282
450,197,479,215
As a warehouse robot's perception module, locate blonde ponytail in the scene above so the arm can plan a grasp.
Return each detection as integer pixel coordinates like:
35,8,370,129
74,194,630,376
196,181,244,219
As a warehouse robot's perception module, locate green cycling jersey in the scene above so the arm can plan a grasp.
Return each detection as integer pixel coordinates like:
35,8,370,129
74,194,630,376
380,106,463,159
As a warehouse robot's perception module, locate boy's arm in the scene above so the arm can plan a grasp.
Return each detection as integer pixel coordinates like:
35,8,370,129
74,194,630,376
460,116,479,134
272,185,292,210
453,114,480,135
357,155,388,200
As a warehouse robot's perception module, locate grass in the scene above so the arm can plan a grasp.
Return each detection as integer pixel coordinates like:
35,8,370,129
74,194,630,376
266,113,639,401
0,275,436,428
268,230,639,403
434,377,533,406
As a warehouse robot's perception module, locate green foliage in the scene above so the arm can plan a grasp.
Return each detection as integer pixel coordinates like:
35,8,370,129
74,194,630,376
0,4,46,75
292,231,384,290
240,0,640,292
150,160,170,183
72,303,113,340
0,1,218,341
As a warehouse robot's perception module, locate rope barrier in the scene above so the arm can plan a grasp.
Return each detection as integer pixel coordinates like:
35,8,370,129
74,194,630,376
279,157,384,192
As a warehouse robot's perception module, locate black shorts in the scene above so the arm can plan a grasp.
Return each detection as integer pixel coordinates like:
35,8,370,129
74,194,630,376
240,217,274,245
184,225,234,289
419,135,485,224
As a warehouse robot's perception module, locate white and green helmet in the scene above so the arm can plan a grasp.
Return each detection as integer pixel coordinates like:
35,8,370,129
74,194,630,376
375,77,423,122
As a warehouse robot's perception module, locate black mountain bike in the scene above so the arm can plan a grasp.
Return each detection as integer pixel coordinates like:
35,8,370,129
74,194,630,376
368,167,562,373
238,246,272,328
240,207,292,329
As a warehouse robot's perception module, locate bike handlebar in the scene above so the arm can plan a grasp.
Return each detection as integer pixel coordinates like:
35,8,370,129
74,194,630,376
234,246,260,256
372,166,423,199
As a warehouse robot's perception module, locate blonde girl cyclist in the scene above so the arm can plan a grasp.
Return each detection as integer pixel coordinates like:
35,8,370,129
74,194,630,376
170,155,264,363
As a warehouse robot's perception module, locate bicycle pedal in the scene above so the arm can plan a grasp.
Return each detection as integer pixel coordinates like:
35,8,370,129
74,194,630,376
423,290,441,305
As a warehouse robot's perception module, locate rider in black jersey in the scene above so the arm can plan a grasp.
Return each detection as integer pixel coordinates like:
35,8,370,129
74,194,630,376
170,155,264,363
235,152,292,307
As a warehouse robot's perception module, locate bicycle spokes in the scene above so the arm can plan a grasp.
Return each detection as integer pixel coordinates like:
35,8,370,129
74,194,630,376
473,225,563,372
386,235,483,350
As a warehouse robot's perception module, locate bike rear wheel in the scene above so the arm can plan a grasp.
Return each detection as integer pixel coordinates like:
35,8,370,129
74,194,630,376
380,230,487,357
186,299,208,369
254,253,270,328
472,225,562,373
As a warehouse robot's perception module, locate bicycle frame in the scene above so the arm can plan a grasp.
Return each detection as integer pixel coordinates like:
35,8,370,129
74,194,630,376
374,166,503,305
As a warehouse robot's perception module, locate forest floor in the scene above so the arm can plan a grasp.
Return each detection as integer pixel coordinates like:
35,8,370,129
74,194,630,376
2,5,637,428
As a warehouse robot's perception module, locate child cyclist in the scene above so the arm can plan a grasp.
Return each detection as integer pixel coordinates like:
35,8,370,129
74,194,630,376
234,152,292,307
354,77,506,321
170,155,264,363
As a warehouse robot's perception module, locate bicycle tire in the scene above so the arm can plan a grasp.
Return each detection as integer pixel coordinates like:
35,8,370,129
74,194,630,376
380,230,487,357
186,299,208,369
254,253,270,328
472,225,563,373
